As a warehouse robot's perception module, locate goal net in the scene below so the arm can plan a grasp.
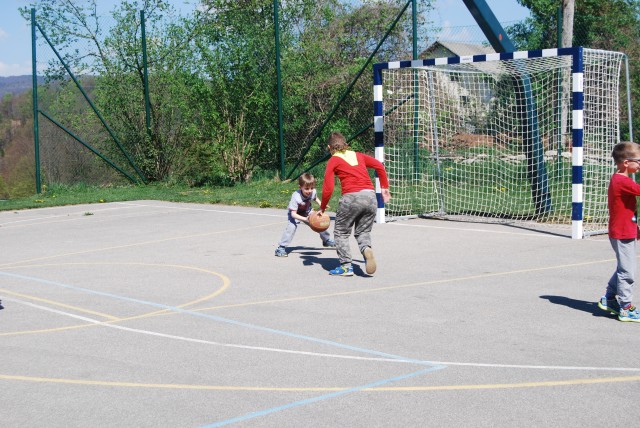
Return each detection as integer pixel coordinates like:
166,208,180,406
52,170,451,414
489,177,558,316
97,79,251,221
373,47,626,238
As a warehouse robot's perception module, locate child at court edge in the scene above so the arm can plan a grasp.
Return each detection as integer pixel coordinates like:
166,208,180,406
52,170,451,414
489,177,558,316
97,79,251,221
597,141,640,322
317,131,391,276
275,173,335,257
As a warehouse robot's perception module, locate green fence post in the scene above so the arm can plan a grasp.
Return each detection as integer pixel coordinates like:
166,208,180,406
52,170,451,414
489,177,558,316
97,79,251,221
556,6,563,176
286,0,413,179
625,55,634,142
31,8,41,194
34,20,147,183
412,0,420,179
141,11,152,137
274,0,285,180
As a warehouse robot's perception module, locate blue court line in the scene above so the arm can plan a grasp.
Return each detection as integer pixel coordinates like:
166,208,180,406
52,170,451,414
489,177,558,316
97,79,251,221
1,270,447,424
0,270,441,365
199,365,446,427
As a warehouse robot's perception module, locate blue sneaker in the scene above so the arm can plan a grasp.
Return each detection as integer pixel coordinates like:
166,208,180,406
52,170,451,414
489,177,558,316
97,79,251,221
618,304,640,322
323,239,336,247
598,296,620,315
329,264,353,276
274,246,287,257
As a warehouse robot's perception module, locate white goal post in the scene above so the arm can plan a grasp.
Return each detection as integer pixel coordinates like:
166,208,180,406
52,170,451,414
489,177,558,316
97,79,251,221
373,47,628,239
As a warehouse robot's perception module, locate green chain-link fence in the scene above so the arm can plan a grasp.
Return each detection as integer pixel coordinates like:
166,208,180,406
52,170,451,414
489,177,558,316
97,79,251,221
0,0,636,198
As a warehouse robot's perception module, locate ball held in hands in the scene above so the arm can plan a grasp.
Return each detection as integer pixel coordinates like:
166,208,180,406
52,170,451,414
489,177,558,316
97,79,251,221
308,210,330,232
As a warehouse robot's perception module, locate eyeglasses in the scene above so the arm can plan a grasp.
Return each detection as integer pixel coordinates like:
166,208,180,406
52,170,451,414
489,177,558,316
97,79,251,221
627,159,640,163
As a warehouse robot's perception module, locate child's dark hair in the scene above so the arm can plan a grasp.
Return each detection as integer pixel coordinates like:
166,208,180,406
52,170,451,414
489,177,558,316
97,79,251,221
612,141,640,163
298,172,316,187
327,132,349,154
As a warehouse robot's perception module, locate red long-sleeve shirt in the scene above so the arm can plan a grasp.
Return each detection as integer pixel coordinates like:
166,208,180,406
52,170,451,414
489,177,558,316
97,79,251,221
608,173,640,239
320,150,389,211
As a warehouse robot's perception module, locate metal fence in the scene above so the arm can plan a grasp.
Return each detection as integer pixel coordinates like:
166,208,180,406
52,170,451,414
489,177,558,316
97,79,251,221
1,1,635,198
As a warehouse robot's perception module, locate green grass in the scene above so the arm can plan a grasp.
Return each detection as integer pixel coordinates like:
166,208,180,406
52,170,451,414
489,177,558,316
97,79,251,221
0,180,342,212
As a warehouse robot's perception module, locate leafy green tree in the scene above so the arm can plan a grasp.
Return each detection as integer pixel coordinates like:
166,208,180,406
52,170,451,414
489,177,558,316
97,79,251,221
182,0,432,183
511,0,640,51
180,0,280,184
20,0,206,182
510,0,640,140
278,0,433,176
19,0,435,186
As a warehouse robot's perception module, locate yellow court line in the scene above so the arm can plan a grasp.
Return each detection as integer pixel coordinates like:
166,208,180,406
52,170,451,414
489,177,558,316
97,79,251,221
195,257,617,312
9,256,614,328
0,262,230,336
75,262,232,321
0,373,638,392
0,257,617,336
372,375,640,390
3,261,231,309
0,323,101,336
0,288,120,321
0,221,282,269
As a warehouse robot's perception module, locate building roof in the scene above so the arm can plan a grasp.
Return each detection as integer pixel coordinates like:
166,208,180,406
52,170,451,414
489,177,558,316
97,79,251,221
420,41,496,58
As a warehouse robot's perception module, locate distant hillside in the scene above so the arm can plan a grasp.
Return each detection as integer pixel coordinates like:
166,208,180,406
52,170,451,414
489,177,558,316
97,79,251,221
0,75,45,98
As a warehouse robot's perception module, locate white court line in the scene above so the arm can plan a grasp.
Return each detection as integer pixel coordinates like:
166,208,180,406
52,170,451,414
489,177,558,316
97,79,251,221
0,201,284,230
388,221,567,238
0,203,144,226
0,211,167,229
119,201,283,218
7,297,640,373
6,297,413,364
1,201,582,239
118,202,582,237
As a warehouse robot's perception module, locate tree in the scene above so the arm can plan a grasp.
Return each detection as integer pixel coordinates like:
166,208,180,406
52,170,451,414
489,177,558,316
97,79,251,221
278,0,433,174
96,3,206,181
18,0,437,186
20,0,206,182
0,91,37,197
511,0,639,51
511,0,640,141
561,0,574,48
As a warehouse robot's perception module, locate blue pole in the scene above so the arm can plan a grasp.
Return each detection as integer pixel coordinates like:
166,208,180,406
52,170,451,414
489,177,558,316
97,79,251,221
462,0,552,215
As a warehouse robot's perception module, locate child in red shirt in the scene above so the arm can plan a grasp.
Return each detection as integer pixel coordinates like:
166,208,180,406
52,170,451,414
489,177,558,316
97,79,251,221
598,141,640,322
317,132,391,276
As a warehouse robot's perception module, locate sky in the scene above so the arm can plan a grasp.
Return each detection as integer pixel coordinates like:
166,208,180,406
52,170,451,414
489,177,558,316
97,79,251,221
0,0,530,77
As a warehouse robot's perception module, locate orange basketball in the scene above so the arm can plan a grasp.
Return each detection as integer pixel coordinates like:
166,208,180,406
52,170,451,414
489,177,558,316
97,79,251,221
308,210,330,232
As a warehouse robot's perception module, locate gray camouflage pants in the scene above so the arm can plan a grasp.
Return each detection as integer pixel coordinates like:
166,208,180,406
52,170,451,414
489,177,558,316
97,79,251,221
334,190,377,265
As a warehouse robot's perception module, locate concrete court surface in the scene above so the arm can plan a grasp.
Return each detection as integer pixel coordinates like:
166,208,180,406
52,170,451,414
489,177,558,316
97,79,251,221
0,200,639,427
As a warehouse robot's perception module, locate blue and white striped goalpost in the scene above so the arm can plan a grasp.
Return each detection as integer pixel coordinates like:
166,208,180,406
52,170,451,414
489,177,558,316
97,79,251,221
373,77,386,224
373,47,595,238
570,48,585,240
